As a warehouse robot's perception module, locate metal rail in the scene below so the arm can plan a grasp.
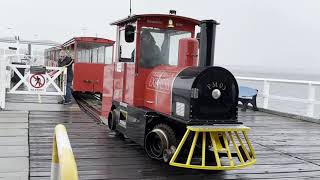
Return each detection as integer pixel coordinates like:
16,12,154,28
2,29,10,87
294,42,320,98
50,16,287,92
51,124,78,180
236,76,320,118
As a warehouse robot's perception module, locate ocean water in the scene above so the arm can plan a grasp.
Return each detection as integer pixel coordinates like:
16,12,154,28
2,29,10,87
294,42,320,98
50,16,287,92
228,68,320,119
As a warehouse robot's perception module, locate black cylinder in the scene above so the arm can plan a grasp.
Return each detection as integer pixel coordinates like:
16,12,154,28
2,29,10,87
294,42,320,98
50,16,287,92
198,20,219,67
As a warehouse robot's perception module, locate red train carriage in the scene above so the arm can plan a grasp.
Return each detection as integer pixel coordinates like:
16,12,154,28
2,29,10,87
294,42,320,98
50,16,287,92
101,12,256,170
62,37,115,94
45,46,61,67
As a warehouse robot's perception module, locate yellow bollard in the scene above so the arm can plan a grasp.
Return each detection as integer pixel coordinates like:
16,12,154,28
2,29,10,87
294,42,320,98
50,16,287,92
51,124,78,180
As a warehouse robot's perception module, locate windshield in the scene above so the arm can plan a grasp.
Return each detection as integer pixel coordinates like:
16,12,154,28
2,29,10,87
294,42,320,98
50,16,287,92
140,28,191,68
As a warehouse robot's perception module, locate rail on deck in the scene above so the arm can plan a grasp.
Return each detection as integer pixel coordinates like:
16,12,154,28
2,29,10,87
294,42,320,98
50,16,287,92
51,124,78,180
236,76,320,118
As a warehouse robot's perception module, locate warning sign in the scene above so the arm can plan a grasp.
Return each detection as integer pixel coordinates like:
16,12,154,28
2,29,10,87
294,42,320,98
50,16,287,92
30,74,45,89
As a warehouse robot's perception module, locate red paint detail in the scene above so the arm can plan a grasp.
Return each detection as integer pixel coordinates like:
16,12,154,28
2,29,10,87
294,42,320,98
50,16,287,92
123,63,135,105
178,38,199,67
113,63,124,102
144,66,188,115
101,64,115,117
73,63,105,93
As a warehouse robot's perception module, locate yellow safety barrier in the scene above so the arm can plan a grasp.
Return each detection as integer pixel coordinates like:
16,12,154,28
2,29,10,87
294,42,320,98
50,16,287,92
51,124,78,180
170,125,256,170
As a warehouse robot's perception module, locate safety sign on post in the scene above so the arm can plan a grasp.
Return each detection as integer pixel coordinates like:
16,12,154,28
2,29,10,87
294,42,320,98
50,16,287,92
29,74,46,91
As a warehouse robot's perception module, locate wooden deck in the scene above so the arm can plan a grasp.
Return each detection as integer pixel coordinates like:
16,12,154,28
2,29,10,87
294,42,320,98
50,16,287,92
0,110,29,180
1,94,320,179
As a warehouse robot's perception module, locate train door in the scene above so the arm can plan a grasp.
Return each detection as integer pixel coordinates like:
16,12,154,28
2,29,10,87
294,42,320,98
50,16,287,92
113,25,136,105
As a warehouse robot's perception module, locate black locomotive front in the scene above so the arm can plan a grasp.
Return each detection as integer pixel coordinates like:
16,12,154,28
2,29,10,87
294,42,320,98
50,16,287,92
172,66,239,124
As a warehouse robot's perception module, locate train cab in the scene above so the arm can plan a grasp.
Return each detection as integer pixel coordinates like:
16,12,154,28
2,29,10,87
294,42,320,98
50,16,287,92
102,13,201,116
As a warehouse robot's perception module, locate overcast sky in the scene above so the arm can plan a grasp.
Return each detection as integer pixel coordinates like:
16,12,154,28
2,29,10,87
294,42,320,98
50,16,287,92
0,0,319,73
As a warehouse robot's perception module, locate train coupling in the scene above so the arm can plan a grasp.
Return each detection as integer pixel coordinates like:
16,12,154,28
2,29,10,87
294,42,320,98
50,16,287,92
169,125,256,170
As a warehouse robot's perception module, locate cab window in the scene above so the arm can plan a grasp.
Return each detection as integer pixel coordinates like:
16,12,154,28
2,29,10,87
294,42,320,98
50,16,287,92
119,27,136,62
139,28,191,68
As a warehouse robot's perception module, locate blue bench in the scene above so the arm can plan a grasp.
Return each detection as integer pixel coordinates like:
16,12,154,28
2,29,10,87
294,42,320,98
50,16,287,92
239,86,258,111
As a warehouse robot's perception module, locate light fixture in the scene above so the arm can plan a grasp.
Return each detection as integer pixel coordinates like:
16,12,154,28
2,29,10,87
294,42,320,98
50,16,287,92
212,89,221,99
168,19,174,28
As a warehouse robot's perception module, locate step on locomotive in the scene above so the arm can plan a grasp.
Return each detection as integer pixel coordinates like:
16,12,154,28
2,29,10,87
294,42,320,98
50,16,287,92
102,11,256,170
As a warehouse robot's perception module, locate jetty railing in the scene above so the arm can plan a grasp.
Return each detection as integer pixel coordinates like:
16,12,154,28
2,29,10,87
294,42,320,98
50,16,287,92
51,124,78,180
236,76,320,118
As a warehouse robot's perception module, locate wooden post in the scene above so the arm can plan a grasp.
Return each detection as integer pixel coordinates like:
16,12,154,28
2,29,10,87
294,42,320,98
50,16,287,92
263,80,270,109
307,83,315,117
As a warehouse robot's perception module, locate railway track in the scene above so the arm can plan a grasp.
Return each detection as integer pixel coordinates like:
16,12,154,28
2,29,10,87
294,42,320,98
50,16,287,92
73,93,103,123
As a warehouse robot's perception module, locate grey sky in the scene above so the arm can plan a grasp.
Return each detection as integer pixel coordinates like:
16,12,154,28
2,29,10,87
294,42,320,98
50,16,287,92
0,0,319,73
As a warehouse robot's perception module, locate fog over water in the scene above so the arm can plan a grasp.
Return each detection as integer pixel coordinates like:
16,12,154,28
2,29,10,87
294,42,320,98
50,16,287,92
0,0,320,75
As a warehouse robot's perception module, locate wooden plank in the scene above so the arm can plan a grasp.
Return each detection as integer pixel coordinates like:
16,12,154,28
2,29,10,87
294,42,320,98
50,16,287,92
0,172,29,180
0,117,28,123
0,157,28,173
0,123,28,129
0,136,28,146
5,102,80,112
0,110,29,180
0,146,28,157
0,129,28,136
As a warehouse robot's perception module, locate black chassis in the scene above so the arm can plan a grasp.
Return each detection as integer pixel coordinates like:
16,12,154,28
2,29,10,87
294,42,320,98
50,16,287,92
111,101,187,147
110,100,242,148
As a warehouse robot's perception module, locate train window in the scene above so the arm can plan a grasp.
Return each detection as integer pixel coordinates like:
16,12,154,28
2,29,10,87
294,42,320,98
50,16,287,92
140,28,191,68
92,48,98,63
98,46,105,64
77,50,82,62
119,29,136,62
105,46,113,64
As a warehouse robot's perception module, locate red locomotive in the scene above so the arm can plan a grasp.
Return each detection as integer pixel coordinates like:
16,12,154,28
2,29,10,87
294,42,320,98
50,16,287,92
45,37,115,94
100,12,256,170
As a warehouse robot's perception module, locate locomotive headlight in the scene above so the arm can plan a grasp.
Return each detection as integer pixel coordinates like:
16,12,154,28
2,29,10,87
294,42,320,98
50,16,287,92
212,89,221,100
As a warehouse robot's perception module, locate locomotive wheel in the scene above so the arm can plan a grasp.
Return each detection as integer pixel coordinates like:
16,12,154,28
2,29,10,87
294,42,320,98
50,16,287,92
145,124,177,161
107,110,117,130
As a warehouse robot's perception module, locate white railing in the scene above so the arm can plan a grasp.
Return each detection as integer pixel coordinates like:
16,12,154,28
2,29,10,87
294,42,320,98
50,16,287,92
0,55,6,109
6,64,67,95
0,54,67,109
236,76,320,118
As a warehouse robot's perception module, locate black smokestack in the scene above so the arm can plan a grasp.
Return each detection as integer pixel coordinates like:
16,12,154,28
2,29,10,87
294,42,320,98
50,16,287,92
198,20,219,67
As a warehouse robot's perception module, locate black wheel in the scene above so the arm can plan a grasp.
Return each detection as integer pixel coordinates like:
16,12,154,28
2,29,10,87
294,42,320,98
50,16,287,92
107,110,117,130
145,124,177,161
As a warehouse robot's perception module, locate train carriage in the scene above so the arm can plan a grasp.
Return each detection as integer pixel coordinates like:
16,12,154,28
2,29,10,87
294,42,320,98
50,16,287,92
62,37,115,94
45,46,61,67
45,37,115,94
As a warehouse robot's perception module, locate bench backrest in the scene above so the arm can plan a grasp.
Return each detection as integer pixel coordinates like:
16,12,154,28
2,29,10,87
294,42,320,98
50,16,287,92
239,86,258,97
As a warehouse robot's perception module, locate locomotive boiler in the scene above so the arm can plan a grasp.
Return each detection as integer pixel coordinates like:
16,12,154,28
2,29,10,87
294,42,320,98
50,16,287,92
102,12,256,170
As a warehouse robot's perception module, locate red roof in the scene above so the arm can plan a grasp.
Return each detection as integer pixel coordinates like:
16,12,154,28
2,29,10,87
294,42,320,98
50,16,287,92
62,37,115,47
110,14,201,26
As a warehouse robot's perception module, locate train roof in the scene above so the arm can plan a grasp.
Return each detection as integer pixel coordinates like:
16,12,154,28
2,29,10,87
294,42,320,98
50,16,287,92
110,14,201,26
45,46,61,51
62,37,115,47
